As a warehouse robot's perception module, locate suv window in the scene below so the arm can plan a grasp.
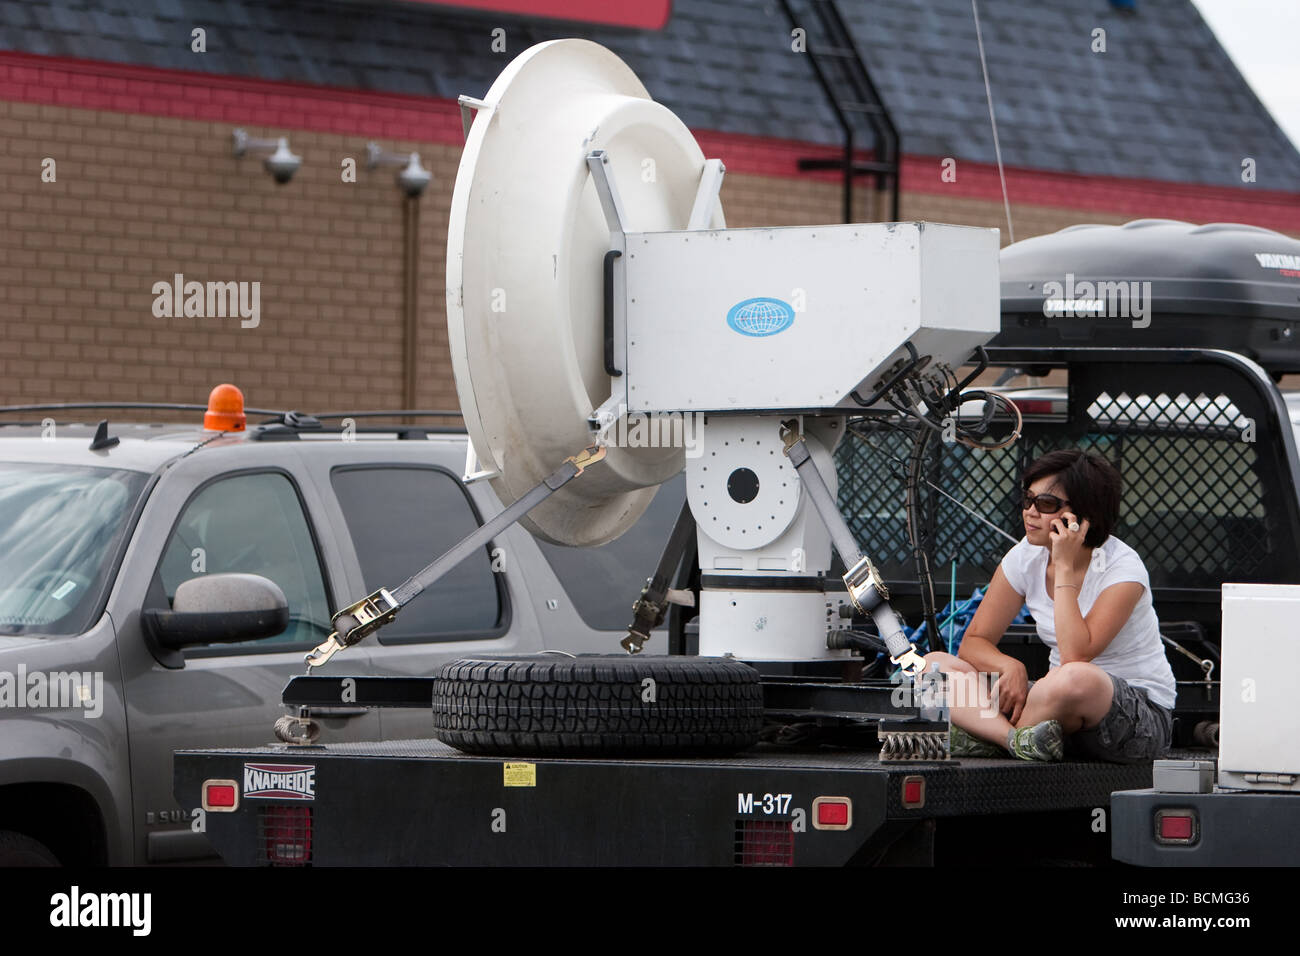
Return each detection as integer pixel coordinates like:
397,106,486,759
157,471,332,649
0,463,149,636
535,474,687,630
331,466,503,640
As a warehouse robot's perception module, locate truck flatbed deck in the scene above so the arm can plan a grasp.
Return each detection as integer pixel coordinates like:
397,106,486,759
176,740,1207,866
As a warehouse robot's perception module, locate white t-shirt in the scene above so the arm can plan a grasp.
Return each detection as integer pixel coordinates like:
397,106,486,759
999,534,1176,711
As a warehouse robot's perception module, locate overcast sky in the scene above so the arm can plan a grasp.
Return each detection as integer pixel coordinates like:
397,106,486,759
1190,0,1300,153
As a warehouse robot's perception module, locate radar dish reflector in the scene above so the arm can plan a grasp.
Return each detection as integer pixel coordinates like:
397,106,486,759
447,39,724,546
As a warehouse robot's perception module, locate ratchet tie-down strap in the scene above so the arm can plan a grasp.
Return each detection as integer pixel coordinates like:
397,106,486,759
303,445,607,669
780,422,928,679
621,499,696,654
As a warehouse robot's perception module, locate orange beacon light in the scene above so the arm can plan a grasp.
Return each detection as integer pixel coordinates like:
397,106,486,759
204,383,247,432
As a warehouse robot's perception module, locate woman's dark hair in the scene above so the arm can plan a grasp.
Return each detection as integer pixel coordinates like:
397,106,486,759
1021,448,1122,548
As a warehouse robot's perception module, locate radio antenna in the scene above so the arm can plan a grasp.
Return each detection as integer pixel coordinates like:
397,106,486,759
971,0,1015,244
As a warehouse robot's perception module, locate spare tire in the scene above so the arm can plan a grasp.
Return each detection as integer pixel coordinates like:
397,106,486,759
431,654,763,756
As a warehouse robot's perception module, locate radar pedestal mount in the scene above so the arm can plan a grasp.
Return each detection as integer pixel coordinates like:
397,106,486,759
293,39,1007,761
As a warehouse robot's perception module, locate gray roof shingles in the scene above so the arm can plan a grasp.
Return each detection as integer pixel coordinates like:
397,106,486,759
1,0,1296,190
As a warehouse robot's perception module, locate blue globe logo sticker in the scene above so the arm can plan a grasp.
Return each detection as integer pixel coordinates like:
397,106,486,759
726,297,795,337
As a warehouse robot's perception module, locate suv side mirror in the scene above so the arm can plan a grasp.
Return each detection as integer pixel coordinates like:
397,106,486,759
143,573,290,664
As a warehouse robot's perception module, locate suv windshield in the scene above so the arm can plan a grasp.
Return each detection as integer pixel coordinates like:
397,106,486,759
0,463,149,635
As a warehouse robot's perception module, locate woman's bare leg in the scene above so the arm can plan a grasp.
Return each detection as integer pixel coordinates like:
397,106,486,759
1015,661,1114,733
923,651,1014,747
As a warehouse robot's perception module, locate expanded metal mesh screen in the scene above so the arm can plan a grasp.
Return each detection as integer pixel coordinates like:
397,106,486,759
734,819,795,866
835,375,1276,597
257,805,313,866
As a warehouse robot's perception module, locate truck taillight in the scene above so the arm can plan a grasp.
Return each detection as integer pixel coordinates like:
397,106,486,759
261,806,313,866
812,796,852,830
735,820,794,866
900,775,926,809
1155,809,1198,845
202,779,239,812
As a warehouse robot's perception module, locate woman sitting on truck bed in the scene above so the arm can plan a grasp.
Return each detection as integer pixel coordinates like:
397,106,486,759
923,448,1176,763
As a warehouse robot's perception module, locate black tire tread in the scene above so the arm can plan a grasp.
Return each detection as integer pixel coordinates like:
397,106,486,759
431,655,763,757
0,830,59,866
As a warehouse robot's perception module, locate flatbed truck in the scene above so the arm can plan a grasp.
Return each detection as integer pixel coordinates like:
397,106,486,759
175,219,1300,867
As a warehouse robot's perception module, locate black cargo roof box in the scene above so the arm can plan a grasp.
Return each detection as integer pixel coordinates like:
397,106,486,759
994,220,1300,372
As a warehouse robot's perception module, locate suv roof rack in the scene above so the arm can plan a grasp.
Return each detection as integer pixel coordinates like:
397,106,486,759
305,410,463,420
0,402,287,417
0,404,465,429
246,409,465,440
247,423,464,442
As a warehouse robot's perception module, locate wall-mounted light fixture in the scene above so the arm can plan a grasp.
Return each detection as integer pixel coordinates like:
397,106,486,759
366,142,432,197
232,129,302,185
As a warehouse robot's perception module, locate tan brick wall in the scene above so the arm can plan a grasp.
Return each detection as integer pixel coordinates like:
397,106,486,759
1,100,1294,419
0,99,464,418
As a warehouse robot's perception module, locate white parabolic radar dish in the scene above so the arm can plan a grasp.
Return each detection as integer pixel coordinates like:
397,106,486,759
447,39,725,547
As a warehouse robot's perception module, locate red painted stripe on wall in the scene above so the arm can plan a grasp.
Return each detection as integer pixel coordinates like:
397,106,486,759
2,50,1297,231
0,50,464,144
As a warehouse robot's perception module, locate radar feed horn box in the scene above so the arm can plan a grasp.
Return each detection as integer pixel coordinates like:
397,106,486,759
448,39,1001,661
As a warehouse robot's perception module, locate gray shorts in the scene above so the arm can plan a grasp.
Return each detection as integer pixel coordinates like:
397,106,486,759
1062,671,1173,764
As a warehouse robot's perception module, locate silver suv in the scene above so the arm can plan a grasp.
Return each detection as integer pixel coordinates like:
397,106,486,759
0,401,682,865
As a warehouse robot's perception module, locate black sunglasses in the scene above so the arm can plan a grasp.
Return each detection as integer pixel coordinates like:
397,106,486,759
1022,492,1069,514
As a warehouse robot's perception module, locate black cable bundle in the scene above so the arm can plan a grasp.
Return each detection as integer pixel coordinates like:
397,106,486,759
867,367,1023,660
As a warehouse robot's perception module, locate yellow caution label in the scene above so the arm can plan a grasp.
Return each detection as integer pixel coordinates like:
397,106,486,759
503,762,536,787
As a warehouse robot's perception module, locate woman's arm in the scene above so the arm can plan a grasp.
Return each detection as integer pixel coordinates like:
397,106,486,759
960,565,1032,723
1054,581,1144,663
1049,512,1145,662
958,565,1027,672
